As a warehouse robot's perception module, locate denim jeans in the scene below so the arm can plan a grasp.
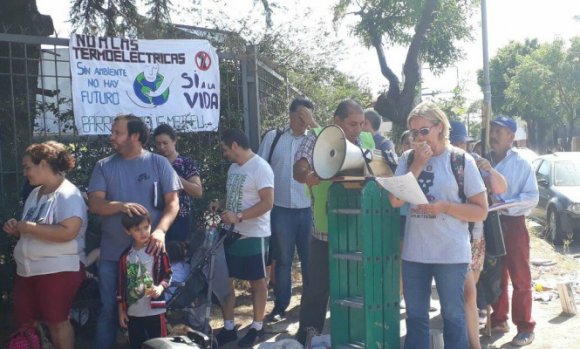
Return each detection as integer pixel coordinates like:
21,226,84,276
94,260,119,349
403,261,468,349
271,206,312,312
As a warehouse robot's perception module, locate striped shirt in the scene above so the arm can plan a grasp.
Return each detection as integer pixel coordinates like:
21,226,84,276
258,127,311,209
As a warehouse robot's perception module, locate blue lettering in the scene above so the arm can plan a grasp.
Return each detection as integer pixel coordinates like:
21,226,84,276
76,62,91,75
80,90,120,105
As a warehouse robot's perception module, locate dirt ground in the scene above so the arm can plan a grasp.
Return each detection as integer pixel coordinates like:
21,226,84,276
211,220,580,349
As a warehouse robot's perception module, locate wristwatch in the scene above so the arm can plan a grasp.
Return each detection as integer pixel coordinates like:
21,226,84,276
236,212,243,223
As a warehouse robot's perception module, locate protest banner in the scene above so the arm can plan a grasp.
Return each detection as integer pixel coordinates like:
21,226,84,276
69,34,220,135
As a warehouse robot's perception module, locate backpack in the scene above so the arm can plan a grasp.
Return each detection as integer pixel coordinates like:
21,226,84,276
260,127,285,164
5,324,47,349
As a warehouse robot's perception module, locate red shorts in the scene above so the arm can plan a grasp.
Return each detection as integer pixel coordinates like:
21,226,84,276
13,264,84,326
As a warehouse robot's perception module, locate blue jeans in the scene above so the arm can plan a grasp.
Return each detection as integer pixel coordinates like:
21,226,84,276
403,261,468,349
94,260,119,349
271,206,312,312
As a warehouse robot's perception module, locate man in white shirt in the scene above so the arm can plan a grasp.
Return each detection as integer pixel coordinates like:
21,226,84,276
258,98,318,322
217,129,274,348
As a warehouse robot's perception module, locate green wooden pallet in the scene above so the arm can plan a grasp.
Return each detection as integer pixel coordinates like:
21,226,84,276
328,179,400,349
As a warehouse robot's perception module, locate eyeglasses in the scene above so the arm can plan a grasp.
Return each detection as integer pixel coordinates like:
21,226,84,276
410,125,435,138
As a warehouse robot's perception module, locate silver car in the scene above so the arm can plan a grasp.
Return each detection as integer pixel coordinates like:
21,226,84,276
531,152,580,244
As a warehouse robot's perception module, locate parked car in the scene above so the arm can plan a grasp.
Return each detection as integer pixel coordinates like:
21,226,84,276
531,152,580,244
515,147,539,164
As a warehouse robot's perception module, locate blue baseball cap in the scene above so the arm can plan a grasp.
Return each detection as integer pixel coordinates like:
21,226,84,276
491,115,517,133
449,121,473,144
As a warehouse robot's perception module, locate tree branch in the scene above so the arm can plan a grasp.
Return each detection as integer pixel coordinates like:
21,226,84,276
400,0,440,111
369,25,399,88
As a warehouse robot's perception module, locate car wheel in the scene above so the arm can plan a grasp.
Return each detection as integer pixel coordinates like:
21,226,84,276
548,208,564,245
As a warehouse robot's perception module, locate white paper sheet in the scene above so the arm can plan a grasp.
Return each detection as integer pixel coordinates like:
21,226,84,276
375,172,429,205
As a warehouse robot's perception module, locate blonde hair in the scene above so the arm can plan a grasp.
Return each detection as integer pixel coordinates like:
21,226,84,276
407,102,450,144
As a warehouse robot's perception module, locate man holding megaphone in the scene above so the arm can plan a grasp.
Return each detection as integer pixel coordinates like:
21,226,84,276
292,99,375,343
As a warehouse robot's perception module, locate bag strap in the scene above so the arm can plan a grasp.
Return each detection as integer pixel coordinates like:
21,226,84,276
267,127,284,164
449,147,466,203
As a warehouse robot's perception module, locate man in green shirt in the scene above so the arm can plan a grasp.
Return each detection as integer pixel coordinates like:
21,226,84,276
293,99,374,342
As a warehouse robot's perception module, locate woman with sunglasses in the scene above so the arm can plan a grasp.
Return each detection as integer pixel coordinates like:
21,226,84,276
389,102,488,349
153,124,203,242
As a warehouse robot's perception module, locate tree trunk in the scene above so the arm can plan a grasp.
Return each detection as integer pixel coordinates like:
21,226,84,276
374,0,439,127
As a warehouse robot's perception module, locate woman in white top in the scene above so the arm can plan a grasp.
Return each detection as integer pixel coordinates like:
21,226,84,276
3,141,87,349
389,103,488,349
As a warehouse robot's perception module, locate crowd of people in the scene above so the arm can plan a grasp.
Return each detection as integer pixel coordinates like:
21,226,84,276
2,98,540,349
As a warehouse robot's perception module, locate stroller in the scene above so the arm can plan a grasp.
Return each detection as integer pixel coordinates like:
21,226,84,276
142,212,233,349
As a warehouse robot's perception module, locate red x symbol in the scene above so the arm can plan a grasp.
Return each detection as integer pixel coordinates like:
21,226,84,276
195,51,212,71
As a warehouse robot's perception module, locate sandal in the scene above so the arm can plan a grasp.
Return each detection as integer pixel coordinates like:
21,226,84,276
511,332,535,347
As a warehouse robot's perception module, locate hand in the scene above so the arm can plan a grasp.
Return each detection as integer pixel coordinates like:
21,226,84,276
145,285,164,298
3,218,19,235
220,210,238,224
416,201,450,216
119,310,129,329
146,229,166,255
476,158,493,172
15,221,33,235
305,171,321,187
120,202,148,217
412,143,433,167
298,108,316,128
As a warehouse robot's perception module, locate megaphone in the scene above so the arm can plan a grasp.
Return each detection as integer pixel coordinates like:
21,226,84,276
312,125,369,179
312,125,394,179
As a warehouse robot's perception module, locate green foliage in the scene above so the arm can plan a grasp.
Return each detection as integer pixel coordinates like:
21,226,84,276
436,85,467,121
504,38,580,136
333,0,478,126
477,39,540,115
334,0,477,72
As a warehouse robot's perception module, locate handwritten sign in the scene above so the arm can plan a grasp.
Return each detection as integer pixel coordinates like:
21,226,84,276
69,34,220,135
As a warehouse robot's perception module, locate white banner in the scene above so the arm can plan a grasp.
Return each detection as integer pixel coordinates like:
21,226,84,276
69,34,220,135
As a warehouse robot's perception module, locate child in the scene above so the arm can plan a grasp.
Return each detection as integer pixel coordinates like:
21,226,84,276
117,212,172,349
164,240,190,301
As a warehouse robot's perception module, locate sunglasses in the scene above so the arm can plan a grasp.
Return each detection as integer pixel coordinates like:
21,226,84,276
410,125,436,138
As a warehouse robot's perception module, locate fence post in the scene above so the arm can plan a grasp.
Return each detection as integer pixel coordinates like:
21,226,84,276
243,44,260,151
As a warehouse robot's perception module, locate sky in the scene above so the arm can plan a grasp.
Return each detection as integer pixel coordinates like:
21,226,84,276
38,0,579,105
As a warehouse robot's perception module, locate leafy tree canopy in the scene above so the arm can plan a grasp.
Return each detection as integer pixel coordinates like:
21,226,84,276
476,39,539,115
333,0,478,126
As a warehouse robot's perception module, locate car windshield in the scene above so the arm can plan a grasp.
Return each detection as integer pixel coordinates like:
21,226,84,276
554,160,580,186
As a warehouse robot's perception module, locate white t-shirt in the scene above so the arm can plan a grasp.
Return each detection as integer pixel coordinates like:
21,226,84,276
225,155,274,237
395,146,486,264
14,179,87,276
125,247,166,317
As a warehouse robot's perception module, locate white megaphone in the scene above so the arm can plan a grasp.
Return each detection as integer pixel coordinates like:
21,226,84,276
312,125,369,179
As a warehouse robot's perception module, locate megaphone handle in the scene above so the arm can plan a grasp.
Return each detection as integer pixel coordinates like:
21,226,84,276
360,148,374,177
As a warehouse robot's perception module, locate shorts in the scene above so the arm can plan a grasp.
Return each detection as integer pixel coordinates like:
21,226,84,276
225,236,269,281
13,264,85,326
469,237,486,272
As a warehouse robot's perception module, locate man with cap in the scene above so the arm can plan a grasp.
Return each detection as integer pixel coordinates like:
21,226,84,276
487,115,539,347
450,121,507,349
